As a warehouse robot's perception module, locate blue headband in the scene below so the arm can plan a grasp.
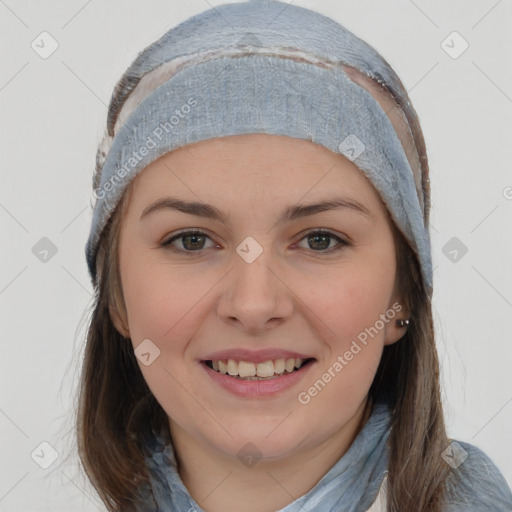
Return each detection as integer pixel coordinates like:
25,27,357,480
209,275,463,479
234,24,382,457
85,0,432,295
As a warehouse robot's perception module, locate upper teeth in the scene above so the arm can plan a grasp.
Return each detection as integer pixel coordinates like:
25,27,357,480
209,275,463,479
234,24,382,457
212,358,305,377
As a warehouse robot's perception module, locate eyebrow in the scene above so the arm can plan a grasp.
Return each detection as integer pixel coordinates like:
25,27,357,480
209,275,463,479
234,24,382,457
140,196,373,224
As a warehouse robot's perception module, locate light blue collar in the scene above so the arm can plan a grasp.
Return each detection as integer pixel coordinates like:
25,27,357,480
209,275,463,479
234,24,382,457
139,391,391,512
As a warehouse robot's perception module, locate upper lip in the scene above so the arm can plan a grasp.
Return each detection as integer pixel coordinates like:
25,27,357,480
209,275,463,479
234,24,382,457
200,348,316,364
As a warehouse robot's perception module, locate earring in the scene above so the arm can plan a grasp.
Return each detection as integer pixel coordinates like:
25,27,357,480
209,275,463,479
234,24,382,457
395,319,410,328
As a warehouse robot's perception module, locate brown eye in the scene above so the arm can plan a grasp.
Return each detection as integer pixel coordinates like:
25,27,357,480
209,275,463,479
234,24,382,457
296,230,348,252
161,230,215,252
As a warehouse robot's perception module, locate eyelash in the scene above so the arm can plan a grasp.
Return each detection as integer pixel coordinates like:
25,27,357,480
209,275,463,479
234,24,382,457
160,229,349,255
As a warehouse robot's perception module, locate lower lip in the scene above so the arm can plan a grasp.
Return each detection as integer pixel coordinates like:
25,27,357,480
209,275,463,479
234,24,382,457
199,360,315,398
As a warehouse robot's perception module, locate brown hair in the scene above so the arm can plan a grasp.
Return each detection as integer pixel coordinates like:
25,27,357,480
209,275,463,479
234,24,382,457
75,184,167,510
69,27,466,512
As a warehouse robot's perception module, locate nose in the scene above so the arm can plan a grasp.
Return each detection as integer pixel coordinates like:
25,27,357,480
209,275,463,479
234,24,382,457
216,248,294,334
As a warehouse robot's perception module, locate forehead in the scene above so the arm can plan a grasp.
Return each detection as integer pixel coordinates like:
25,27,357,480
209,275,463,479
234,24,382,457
123,132,393,228
133,133,378,194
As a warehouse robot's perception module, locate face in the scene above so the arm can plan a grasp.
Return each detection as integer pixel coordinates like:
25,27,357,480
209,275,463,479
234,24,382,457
112,133,410,463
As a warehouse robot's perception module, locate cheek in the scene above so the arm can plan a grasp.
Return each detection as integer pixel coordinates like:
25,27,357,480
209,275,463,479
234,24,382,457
120,259,211,418
122,269,177,344
120,252,221,360
121,244,190,337
296,260,395,418
306,259,395,348
296,268,391,429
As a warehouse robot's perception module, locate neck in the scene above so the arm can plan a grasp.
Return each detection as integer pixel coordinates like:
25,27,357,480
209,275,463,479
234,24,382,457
168,396,372,512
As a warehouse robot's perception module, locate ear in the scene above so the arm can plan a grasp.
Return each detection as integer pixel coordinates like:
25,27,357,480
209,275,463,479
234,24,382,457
109,303,130,339
383,291,411,347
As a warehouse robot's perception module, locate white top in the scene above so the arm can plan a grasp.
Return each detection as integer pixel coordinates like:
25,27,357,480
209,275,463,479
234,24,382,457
365,475,388,512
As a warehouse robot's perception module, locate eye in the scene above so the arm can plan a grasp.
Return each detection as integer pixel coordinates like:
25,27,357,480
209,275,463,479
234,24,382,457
294,229,349,253
161,230,217,253
161,229,349,254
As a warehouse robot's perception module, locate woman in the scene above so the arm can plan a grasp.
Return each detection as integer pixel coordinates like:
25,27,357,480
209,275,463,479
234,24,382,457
77,1,512,511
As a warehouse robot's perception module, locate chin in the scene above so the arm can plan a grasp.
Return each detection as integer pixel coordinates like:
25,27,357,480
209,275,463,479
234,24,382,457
210,418,309,457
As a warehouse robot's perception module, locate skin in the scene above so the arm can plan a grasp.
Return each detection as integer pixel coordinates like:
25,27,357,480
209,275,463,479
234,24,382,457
111,75,417,511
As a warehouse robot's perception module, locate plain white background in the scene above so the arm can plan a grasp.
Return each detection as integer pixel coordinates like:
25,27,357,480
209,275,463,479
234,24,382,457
1,0,511,510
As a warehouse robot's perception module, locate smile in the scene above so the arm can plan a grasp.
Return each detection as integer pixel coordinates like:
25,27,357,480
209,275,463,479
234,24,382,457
204,358,314,380
199,358,316,398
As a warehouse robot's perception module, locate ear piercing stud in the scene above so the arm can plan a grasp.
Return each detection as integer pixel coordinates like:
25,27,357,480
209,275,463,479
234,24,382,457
395,319,410,328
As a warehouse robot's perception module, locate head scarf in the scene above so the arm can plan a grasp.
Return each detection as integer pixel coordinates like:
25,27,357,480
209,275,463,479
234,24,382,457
84,0,433,295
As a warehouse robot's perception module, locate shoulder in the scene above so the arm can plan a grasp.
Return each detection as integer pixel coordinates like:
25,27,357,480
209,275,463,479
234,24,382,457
443,440,512,512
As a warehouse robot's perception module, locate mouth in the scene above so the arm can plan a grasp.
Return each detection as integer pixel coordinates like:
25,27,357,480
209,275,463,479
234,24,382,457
201,357,316,381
